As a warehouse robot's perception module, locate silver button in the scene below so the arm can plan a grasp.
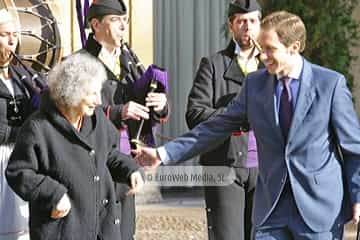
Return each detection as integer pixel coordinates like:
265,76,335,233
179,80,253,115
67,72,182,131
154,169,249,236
208,225,213,230
238,151,243,157
207,208,211,212
93,176,100,182
89,150,95,157
102,199,109,205
114,218,120,225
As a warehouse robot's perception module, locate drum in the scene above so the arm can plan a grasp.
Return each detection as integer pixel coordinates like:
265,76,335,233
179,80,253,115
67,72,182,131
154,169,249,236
1,0,63,73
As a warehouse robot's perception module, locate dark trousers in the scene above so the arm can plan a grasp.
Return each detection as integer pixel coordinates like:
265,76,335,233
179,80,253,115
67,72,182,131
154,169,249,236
115,182,136,240
204,167,258,240
120,194,135,240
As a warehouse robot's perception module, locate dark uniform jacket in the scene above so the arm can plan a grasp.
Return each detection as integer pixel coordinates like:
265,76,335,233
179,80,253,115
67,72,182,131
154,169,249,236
0,63,36,144
82,35,168,199
5,93,141,240
83,34,168,130
186,40,263,167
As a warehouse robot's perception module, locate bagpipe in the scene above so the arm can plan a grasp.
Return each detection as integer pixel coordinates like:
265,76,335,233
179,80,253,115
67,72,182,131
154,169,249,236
121,42,168,149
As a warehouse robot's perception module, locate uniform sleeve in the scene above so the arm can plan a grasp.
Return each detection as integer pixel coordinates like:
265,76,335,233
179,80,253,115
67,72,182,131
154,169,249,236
100,81,126,129
5,121,67,213
104,104,125,129
186,57,226,129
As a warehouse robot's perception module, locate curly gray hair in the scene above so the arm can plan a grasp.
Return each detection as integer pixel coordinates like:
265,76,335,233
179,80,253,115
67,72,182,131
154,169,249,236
47,52,107,108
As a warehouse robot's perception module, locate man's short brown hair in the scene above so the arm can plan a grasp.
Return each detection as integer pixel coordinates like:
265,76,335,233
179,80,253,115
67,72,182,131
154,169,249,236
261,11,306,52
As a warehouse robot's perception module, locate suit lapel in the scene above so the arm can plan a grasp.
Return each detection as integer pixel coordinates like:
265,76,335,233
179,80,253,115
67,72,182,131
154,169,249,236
223,57,245,83
288,60,316,142
222,41,245,84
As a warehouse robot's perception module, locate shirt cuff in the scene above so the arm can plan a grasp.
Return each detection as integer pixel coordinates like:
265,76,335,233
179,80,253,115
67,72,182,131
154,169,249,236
157,147,171,165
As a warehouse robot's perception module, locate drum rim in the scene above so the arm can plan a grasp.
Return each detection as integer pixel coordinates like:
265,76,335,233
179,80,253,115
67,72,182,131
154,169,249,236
2,0,63,72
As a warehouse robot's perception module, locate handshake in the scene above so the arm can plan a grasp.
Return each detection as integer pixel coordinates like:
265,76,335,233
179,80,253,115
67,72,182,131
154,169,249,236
132,146,162,170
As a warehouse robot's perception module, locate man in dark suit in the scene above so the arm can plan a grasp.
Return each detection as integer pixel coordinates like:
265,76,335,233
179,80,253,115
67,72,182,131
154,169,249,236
83,1,169,239
135,11,360,240
185,0,262,239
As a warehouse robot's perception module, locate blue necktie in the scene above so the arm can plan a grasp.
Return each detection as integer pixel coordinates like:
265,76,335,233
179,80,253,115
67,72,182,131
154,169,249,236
279,77,293,141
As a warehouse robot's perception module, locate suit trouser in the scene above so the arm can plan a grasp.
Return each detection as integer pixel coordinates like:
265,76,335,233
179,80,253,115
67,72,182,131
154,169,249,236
254,183,344,240
204,167,257,240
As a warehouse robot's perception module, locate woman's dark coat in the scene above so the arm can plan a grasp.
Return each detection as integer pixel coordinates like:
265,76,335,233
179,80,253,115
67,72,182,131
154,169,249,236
0,63,35,144
5,93,140,240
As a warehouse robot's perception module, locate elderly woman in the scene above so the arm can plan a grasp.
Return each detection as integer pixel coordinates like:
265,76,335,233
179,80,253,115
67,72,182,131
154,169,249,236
0,9,43,240
5,52,144,240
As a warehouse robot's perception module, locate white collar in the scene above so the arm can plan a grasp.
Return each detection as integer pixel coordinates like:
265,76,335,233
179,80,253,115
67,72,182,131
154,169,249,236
99,46,121,59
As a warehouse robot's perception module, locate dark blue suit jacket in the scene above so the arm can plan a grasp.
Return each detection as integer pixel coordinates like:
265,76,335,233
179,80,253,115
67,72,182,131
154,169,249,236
162,58,360,232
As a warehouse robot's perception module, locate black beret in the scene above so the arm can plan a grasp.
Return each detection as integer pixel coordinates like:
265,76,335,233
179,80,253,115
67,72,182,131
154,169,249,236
87,0,127,22
228,0,261,17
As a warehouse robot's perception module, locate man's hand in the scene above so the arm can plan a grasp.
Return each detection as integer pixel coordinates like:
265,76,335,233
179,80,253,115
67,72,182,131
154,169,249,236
122,101,149,120
126,171,145,196
353,203,360,224
145,92,167,113
133,147,161,170
51,193,71,219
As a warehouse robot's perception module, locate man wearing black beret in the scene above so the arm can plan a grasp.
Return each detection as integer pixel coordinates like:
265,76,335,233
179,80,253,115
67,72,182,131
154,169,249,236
185,0,262,239
83,0,169,239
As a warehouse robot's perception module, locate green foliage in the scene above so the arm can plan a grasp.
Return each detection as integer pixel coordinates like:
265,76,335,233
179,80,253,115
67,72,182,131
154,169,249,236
259,0,360,90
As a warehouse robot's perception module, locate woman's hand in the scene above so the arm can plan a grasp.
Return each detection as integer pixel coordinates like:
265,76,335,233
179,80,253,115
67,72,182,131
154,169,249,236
51,193,71,219
126,171,145,196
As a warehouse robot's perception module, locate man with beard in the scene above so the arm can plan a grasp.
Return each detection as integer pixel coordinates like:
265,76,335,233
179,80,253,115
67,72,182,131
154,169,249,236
185,0,262,239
